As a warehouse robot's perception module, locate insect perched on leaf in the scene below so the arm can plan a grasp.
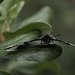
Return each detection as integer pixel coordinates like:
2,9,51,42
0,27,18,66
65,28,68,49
4,34,75,50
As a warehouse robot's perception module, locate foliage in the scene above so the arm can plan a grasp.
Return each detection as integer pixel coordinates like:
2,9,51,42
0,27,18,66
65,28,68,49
0,0,63,75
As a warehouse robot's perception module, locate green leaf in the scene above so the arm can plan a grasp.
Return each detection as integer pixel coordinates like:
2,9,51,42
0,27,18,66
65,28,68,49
6,60,38,73
3,7,52,40
7,1,25,26
10,6,53,32
0,71,10,75
0,0,25,31
7,61,60,75
0,0,24,20
0,0,24,14
4,22,52,40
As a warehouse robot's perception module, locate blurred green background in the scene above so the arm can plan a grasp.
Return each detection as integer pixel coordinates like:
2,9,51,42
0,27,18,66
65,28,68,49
0,0,75,75
18,0,75,75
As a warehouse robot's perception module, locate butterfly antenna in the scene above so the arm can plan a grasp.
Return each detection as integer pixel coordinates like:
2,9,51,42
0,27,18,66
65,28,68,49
4,44,19,50
55,39,75,46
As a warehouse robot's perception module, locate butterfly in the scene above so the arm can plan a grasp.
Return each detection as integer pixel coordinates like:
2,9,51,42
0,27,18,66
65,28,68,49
4,34,75,50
